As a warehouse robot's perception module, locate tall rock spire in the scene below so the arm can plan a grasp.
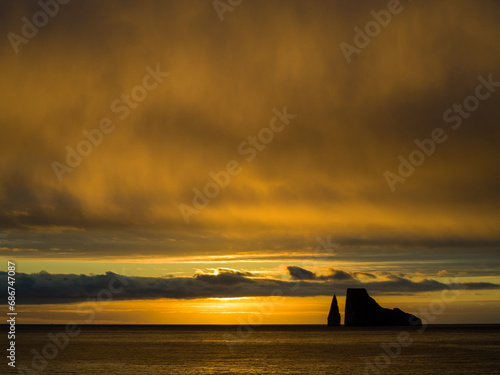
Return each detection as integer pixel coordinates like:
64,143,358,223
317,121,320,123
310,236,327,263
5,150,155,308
327,294,341,326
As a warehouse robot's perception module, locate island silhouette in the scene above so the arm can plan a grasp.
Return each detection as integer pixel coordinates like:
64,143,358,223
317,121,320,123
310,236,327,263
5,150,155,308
328,288,422,326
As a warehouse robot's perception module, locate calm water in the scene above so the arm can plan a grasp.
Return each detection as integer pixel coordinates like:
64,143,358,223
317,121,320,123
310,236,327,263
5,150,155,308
6,325,500,374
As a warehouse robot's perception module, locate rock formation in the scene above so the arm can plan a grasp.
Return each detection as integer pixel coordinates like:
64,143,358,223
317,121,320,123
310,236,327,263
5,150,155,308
344,288,421,326
327,294,341,326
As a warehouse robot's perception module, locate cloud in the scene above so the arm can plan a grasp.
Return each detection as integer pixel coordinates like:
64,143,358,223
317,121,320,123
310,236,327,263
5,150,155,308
320,269,355,281
353,272,377,279
287,266,316,280
287,267,376,281
3,269,499,305
286,266,358,281
212,268,257,277
194,268,257,285
438,270,455,277
0,0,498,264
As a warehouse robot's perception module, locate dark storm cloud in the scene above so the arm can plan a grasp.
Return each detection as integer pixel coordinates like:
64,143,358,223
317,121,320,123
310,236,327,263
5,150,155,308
3,269,499,305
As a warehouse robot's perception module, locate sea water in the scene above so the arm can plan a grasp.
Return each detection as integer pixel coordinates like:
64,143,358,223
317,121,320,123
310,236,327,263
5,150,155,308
6,325,500,374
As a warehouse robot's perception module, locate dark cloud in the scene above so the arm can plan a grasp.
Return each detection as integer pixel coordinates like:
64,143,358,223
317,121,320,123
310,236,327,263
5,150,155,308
320,269,355,281
354,272,377,279
287,267,376,282
3,269,499,305
287,266,317,280
194,268,257,285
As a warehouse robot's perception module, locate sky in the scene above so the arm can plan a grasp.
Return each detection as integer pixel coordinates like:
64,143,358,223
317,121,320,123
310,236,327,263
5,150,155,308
0,0,499,324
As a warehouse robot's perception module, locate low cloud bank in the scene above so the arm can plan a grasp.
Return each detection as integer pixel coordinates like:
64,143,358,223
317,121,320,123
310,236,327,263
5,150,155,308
1,267,498,304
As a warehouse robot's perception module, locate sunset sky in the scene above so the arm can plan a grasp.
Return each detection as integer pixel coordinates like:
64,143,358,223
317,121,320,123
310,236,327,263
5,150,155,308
1,0,499,324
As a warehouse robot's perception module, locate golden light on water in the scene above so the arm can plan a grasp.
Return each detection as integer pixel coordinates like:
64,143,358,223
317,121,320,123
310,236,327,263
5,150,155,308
1,0,500,325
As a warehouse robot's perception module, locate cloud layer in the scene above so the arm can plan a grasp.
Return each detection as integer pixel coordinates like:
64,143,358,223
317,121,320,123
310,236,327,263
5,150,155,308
3,268,499,305
0,0,499,264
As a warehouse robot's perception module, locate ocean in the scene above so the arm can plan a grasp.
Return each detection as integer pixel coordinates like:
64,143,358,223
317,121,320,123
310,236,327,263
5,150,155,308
6,325,500,374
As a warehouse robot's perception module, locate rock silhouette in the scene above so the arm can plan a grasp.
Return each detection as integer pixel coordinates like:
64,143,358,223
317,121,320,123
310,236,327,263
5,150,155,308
344,288,422,326
327,294,341,326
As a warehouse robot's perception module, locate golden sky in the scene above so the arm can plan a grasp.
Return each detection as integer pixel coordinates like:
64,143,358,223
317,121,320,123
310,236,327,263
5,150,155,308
0,0,499,324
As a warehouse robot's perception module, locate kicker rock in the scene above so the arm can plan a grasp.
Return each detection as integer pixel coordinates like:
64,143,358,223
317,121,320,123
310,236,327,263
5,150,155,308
344,288,422,326
327,294,341,326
